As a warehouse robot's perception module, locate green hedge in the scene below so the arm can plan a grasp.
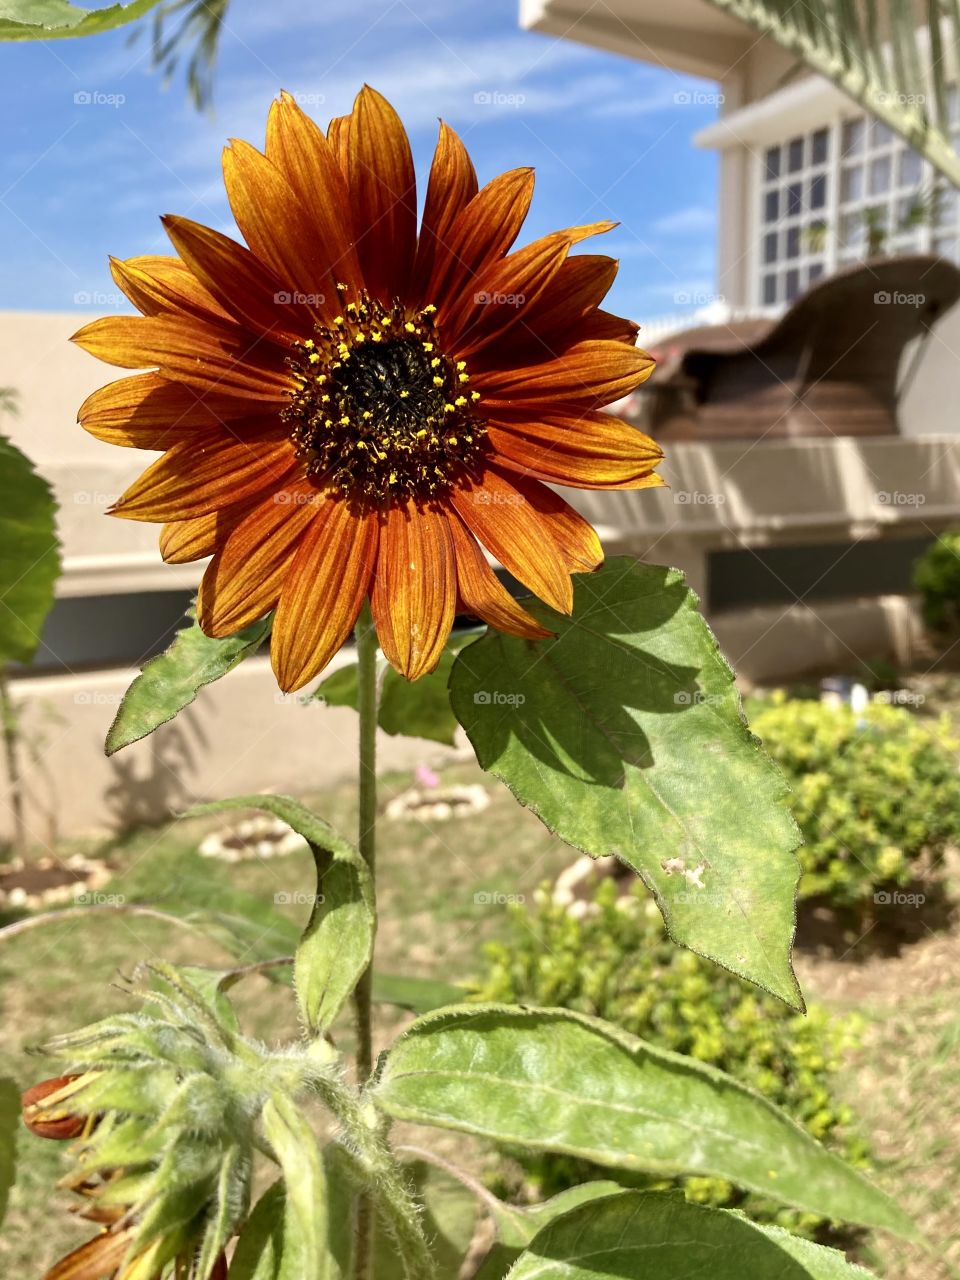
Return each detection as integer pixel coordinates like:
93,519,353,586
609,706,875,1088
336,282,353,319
752,696,960,909
913,530,960,633
473,879,868,1237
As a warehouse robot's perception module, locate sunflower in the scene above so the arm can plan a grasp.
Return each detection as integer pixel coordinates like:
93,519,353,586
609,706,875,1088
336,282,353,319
74,86,661,689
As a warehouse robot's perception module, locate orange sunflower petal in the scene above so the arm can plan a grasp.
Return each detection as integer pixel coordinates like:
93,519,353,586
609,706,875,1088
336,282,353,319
109,254,231,324
265,92,362,291
475,339,654,410
78,373,257,448
327,112,351,167
197,475,324,637
449,468,573,615
425,167,535,315
222,139,337,321
448,222,616,354
345,85,417,304
371,500,456,680
271,497,378,691
413,121,478,302
476,254,620,369
159,497,260,563
501,468,604,573
72,314,294,400
447,512,552,640
111,431,296,522
487,409,664,490
161,215,314,341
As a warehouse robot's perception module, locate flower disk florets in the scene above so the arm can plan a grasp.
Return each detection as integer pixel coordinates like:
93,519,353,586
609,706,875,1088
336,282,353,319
284,285,487,501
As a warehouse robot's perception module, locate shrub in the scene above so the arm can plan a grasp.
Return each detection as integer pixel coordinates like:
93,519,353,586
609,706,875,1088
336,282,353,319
752,697,960,908
473,879,868,1237
913,530,960,633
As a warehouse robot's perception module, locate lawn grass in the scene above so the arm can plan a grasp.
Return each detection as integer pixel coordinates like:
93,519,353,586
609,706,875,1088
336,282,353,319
0,747,957,1278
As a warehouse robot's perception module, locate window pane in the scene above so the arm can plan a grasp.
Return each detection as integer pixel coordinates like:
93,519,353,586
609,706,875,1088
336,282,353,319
933,234,959,259
808,262,825,285
840,211,865,248
787,136,804,172
811,128,829,166
763,231,778,264
764,146,781,181
764,189,779,222
810,173,827,210
871,119,893,148
785,268,801,301
841,165,863,203
898,147,922,187
868,154,891,195
842,118,865,156
935,187,958,227
786,182,803,216
762,273,778,305
786,226,801,259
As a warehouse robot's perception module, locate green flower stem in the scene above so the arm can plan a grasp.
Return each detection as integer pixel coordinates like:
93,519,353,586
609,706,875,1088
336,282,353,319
352,600,379,1280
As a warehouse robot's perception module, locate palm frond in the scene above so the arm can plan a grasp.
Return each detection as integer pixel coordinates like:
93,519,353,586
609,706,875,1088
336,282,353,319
130,0,231,111
700,0,960,187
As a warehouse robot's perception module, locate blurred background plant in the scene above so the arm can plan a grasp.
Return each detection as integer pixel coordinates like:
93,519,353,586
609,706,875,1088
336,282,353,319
913,530,960,636
472,877,870,1240
0,401,61,859
751,697,960,913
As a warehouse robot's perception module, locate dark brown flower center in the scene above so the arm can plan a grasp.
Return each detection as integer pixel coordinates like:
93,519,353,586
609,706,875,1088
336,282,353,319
284,286,487,501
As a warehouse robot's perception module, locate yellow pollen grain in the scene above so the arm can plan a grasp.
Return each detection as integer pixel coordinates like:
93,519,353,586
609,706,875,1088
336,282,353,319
430,357,441,368
471,391,481,401
362,410,373,420
399,390,409,399
371,331,383,342
423,304,437,313
458,373,469,382
308,352,320,364
404,321,415,333
454,395,467,407
432,376,444,387
456,360,467,370
423,342,434,352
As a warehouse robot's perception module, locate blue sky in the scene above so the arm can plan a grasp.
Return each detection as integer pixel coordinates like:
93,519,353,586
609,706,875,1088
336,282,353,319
0,0,719,324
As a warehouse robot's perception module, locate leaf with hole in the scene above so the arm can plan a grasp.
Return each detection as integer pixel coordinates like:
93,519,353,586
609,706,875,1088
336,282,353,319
450,558,802,1006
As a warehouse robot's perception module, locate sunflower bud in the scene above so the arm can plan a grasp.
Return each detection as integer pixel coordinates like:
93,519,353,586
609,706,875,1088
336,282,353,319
25,964,314,1280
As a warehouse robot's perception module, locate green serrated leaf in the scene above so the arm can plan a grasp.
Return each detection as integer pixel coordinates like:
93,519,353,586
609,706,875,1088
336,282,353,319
502,1190,881,1278
185,795,372,1033
105,609,270,755
261,1094,335,1280
0,0,162,40
0,1076,19,1229
373,1004,915,1240
449,558,803,1007
0,435,61,665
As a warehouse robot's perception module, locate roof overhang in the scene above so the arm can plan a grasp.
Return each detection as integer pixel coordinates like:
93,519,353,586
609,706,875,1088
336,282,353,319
694,73,850,148
520,0,754,81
